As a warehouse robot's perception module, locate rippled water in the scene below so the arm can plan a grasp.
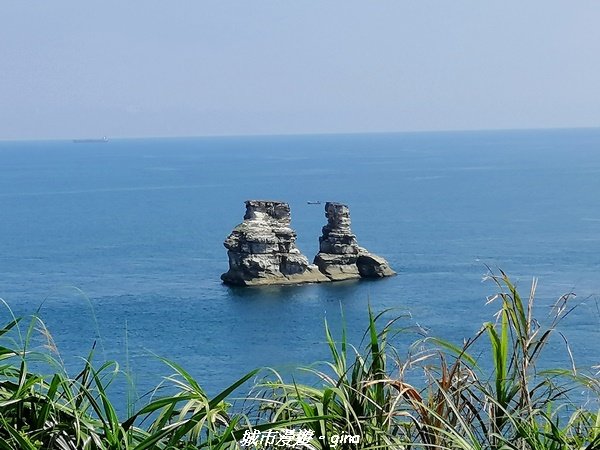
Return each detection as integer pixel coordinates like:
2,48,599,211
1,129,599,402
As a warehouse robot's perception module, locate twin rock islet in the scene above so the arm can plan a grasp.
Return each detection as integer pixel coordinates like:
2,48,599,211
221,200,395,286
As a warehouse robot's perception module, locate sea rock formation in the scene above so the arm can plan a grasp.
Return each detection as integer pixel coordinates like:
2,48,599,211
221,200,329,286
313,202,396,281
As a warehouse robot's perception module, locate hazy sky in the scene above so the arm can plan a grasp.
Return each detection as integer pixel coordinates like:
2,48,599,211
1,1,599,139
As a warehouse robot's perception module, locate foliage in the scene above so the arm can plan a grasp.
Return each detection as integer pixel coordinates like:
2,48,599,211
0,271,598,449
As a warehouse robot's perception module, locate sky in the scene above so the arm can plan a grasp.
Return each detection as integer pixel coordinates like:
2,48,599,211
1,1,599,139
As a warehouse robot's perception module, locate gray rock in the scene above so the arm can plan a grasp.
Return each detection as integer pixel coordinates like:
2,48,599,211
221,200,329,286
314,252,361,281
357,253,396,278
314,202,396,280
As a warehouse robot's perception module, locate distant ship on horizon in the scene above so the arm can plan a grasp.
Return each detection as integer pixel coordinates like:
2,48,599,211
72,136,109,144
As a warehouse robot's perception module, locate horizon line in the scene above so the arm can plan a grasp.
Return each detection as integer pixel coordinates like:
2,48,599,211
1,125,599,143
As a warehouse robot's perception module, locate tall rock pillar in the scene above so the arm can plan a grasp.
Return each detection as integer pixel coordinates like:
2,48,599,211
221,200,328,286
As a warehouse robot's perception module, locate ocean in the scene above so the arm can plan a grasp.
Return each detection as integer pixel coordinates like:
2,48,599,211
1,129,599,404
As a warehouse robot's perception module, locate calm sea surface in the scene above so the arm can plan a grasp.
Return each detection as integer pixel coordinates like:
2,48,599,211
1,129,599,404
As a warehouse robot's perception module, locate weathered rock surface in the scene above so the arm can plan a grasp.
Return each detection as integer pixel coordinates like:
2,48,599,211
356,253,395,278
221,200,329,286
314,202,396,280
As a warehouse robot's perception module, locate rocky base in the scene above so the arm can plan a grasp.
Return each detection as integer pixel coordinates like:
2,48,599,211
221,200,329,286
313,253,361,281
221,266,327,286
357,253,396,278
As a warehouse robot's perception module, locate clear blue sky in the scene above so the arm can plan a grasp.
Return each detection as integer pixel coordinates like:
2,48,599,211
1,1,599,139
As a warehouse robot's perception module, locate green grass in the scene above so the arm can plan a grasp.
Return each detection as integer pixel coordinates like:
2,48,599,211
1,271,599,449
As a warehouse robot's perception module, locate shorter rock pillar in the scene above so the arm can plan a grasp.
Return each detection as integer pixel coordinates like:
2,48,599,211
314,202,395,281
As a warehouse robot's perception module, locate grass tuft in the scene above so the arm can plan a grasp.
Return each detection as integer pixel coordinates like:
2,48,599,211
0,271,598,449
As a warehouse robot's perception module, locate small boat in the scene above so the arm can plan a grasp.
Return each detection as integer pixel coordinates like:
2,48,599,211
73,136,109,144
307,201,321,205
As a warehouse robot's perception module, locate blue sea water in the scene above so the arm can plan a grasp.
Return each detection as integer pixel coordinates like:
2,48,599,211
0,129,599,406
